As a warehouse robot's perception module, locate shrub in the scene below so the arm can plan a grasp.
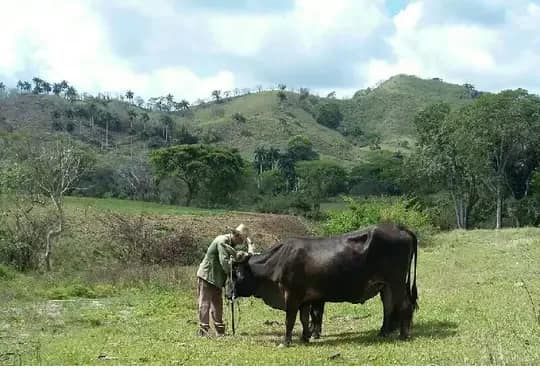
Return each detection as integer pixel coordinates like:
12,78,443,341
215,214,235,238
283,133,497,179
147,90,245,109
99,213,202,266
232,112,246,123
0,202,52,271
0,263,15,280
256,194,311,216
324,196,435,240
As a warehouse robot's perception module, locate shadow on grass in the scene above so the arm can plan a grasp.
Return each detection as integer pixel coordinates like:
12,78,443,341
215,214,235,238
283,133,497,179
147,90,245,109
250,320,458,346
312,320,459,346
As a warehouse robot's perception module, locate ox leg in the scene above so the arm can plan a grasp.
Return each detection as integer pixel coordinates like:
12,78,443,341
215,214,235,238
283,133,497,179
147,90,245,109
399,296,414,340
282,301,299,347
299,304,312,343
379,286,394,337
309,301,324,339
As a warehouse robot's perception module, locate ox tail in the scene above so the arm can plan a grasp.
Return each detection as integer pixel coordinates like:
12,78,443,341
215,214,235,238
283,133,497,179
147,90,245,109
407,229,419,311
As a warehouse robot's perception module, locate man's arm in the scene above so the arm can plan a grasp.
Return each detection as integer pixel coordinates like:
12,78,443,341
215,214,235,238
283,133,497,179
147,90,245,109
218,241,236,276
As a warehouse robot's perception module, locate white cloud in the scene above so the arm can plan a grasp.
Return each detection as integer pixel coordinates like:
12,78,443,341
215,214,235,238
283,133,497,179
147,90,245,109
363,0,540,92
3,0,540,99
0,0,236,102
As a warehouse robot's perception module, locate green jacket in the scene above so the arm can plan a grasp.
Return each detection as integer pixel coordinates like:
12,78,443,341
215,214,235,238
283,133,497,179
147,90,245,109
197,234,247,288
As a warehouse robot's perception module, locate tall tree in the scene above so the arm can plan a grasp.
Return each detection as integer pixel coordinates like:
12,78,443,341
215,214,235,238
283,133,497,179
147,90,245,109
467,90,540,229
24,139,90,270
414,103,482,229
125,90,134,103
65,86,78,102
211,90,221,103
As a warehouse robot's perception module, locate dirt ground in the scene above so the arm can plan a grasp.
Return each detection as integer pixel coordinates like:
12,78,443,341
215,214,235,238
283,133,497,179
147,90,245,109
155,212,316,249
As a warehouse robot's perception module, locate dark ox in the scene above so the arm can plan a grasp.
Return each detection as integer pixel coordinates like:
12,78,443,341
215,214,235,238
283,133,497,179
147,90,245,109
230,223,418,346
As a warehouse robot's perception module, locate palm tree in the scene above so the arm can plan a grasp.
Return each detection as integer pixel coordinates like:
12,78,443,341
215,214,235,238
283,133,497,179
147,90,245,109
43,82,52,95
16,80,24,93
140,112,150,131
211,90,221,103
0,82,5,94
23,81,32,92
65,86,78,102
127,109,137,129
179,99,190,110
125,90,134,103
268,147,281,170
52,83,62,95
165,94,174,111
87,102,98,130
32,77,44,94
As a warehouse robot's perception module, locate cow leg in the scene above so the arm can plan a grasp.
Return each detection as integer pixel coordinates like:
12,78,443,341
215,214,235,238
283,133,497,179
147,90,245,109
398,296,414,340
309,301,324,339
282,299,299,347
299,303,311,343
379,286,394,337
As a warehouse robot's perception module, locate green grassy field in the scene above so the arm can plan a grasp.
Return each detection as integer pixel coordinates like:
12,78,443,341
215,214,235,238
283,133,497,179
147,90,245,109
65,197,226,216
1,227,539,366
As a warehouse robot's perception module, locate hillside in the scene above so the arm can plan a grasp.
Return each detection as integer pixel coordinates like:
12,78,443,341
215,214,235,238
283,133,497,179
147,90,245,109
0,75,476,165
340,75,473,145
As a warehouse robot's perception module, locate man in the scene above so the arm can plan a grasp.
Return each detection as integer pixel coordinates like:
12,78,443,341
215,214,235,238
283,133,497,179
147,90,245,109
196,223,255,336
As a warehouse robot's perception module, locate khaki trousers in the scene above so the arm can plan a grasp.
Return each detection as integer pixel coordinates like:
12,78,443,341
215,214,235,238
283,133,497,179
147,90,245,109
197,278,225,334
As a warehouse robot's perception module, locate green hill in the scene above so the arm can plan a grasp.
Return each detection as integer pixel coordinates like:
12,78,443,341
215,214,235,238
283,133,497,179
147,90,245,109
0,74,478,165
339,74,473,146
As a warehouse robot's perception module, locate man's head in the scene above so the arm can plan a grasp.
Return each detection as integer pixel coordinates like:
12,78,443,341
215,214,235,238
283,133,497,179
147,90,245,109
230,223,249,246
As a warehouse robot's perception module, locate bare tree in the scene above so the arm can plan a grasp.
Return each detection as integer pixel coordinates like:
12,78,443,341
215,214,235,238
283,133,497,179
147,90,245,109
27,140,89,270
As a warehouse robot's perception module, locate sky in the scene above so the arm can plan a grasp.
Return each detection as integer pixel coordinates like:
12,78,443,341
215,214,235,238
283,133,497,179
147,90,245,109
1,0,540,102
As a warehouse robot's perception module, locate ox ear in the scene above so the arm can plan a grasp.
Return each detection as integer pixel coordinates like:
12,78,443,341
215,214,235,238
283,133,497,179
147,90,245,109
346,231,371,248
234,251,251,263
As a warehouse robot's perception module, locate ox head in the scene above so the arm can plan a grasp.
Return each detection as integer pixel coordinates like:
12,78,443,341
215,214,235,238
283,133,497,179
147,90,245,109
226,251,258,300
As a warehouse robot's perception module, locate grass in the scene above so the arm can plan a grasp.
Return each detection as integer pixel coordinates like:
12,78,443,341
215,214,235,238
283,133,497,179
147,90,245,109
65,196,226,216
1,227,539,365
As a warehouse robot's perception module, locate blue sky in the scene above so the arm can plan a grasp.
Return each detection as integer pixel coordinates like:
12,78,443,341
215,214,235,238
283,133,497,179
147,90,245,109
1,0,540,101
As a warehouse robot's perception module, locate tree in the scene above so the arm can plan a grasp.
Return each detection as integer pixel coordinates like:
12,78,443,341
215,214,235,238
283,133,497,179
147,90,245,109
165,94,174,111
316,102,343,129
287,135,319,162
150,144,245,206
160,115,174,142
65,86,78,102
16,80,24,93
52,83,62,95
278,84,286,91
296,160,348,214
299,87,310,100
140,112,150,131
125,90,134,103
0,82,5,95
277,90,287,103
178,99,190,111
211,90,222,103
413,103,481,229
43,81,52,95
24,139,90,270
466,90,540,228
23,81,32,92
32,77,44,94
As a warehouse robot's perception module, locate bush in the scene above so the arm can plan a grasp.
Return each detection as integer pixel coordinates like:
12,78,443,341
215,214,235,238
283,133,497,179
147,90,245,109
0,202,53,271
0,263,15,280
232,112,246,123
256,194,312,216
324,196,435,240
99,213,202,265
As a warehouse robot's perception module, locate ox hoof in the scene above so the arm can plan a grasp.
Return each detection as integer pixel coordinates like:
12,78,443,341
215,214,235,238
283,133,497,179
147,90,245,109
312,332,321,340
378,330,390,338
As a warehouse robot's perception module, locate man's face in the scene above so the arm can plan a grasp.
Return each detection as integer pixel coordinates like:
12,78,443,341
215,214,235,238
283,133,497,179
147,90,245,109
231,234,245,247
